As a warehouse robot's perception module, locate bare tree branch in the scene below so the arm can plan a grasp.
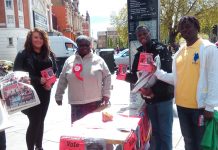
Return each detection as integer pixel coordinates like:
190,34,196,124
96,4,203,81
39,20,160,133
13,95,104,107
185,0,198,15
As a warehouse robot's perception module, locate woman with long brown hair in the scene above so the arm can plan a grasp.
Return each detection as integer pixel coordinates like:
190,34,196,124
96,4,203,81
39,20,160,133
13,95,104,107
14,28,57,150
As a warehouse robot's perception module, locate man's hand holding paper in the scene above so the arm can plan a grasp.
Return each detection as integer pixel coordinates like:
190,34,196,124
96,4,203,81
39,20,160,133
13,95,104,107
131,55,160,93
139,88,154,99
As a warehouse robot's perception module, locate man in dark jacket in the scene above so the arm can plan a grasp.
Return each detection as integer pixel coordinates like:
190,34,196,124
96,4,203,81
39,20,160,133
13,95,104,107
125,25,174,150
0,131,6,150
0,92,6,150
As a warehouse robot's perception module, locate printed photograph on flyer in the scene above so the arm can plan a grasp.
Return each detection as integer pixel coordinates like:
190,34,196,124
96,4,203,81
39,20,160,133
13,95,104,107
137,53,154,72
41,67,55,80
116,64,128,80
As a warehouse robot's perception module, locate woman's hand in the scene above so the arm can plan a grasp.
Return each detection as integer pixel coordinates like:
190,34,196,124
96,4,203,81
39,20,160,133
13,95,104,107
43,84,52,91
40,77,47,85
26,78,31,84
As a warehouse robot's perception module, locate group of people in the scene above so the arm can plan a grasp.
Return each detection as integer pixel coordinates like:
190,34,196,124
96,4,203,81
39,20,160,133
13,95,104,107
1,15,218,150
126,16,218,150
0,28,111,150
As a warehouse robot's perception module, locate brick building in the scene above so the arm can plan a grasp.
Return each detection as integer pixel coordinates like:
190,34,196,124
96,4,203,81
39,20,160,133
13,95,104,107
52,0,91,40
31,0,53,32
0,0,91,61
0,0,30,61
52,0,75,40
72,0,82,37
0,0,53,61
97,31,107,49
82,11,90,37
97,28,119,49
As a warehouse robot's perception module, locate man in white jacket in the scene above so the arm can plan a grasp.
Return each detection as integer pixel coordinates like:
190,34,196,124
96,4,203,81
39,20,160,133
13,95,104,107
154,16,218,150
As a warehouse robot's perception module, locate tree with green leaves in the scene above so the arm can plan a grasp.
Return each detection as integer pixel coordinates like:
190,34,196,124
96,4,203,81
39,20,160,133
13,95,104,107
107,37,114,48
111,1,218,44
160,0,218,44
110,4,128,48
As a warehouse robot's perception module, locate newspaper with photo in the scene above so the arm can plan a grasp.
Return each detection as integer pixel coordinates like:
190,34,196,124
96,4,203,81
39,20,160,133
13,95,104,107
0,71,40,114
131,55,161,93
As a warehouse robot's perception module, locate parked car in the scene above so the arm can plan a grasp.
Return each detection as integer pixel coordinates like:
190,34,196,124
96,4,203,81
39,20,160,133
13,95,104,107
114,48,129,67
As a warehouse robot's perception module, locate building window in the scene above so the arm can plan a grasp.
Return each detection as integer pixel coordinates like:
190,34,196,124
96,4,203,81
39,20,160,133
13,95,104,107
8,38,13,46
19,16,24,27
6,0,13,9
18,0,23,12
7,15,14,24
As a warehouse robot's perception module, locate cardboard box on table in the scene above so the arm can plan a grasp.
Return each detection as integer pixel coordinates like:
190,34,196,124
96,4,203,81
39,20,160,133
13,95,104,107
59,100,151,150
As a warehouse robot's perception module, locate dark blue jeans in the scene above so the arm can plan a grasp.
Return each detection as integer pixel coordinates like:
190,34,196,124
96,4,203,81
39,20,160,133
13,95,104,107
146,100,173,150
177,106,205,150
0,130,6,150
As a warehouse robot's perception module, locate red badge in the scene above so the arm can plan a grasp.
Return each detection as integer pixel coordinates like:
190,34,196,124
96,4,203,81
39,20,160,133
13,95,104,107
73,64,83,81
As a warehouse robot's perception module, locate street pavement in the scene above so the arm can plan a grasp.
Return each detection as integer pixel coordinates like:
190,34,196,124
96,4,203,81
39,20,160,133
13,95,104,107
5,74,185,150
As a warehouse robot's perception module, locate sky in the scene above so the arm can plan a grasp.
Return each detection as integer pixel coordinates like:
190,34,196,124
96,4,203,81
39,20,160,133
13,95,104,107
79,0,127,39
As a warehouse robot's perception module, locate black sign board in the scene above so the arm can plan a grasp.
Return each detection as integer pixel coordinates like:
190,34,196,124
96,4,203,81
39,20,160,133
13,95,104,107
127,0,159,41
128,0,158,21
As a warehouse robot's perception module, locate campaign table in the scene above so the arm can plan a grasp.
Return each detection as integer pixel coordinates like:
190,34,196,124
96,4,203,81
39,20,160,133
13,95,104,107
59,102,151,150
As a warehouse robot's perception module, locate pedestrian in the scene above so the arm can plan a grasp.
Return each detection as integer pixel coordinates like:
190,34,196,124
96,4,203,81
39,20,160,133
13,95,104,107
13,28,57,150
0,130,6,150
116,45,120,54
215,41,218,48
125,25,174,150
55,35,111,123
0,92,6,150
154,16,218,150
